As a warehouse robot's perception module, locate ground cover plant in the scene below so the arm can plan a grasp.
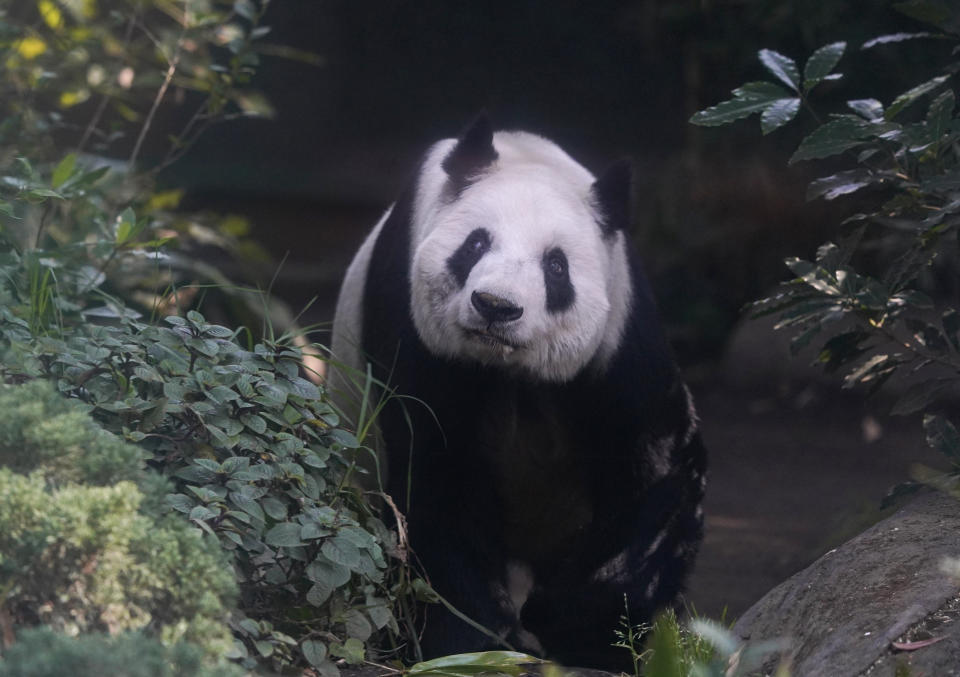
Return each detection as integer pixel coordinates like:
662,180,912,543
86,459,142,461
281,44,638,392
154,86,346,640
0,1,407,674
692,1,960,502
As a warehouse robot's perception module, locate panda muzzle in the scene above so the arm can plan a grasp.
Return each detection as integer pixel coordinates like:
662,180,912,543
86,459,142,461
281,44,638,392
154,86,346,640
471,291,523,324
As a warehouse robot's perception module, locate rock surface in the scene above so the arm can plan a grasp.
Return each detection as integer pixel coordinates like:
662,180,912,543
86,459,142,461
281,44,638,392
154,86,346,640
734,491,960,676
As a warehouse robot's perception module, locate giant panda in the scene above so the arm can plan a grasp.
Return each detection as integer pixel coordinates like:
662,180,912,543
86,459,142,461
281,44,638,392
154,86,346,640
329,114,706,670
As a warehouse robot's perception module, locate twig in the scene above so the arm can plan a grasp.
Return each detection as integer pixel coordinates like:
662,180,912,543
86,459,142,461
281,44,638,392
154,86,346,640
128,51,180,168
128,1,189,168
76,12,137,154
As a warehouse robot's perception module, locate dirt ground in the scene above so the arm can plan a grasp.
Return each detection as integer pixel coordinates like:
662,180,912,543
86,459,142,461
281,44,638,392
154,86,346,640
686,381,941,620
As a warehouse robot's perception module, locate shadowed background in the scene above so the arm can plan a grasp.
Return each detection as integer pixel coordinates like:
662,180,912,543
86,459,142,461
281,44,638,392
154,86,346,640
152,0,947,618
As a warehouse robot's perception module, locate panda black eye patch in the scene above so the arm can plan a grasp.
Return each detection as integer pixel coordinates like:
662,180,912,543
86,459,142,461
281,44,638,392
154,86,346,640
542,247,575,313
446,228,491,287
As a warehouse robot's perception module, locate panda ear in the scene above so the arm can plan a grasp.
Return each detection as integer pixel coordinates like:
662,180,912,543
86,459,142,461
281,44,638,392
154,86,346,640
442,112,498,186
591,159,633,236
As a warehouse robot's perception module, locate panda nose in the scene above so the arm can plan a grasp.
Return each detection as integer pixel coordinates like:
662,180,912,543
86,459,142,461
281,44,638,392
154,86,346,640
471,291,523,323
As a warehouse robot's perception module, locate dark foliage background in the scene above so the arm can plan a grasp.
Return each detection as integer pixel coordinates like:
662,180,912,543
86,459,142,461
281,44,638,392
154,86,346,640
153,0,947,365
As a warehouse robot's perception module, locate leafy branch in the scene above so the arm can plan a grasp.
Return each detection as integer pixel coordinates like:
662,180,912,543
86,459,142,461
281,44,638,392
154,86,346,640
691,1,960,501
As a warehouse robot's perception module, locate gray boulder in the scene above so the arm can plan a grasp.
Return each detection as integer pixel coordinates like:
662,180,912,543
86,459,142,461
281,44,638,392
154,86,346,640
734,491,960,676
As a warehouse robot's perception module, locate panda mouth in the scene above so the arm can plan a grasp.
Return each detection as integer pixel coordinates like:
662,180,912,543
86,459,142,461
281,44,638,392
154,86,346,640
465,327,522,352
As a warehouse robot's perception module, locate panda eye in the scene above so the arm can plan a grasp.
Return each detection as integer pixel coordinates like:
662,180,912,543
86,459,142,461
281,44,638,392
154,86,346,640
546,252,567,278
447,228,491,287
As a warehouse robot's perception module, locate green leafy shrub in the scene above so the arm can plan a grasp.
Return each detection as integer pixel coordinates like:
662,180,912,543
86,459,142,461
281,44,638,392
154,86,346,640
0,378,142,484
691,2,960,499
0,301,399,672
0,2,399,671
0,380,236,657
0,627,242,677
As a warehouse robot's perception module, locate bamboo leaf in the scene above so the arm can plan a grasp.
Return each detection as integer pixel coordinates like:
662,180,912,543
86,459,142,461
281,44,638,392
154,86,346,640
803,41,846,90
862,32,935,49
848,98,885,120
806,169,895,201
51,153,77,188
790,116,877,163
759,49,801,91
690,81,793,127
886,74,950,120
761,98,801,134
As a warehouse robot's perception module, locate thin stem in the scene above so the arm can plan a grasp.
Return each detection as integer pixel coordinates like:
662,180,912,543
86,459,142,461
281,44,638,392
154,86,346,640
128,51,181,168
128,1,189,168
76,12,137,154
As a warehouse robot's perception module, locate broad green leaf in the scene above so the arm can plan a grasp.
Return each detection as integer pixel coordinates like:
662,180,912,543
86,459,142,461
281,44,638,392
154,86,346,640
924,414,960,464
366,597,394,630
806,169,894,201
816,331,872,373
335,638,365,665
790,116,876,164
344,609,372,640
786,257,840,295
189,505,218,521
261,496,287,520
302,639,328,667
27,188,63,199
803,41,846,90
759,48,800,91
886,75,950,120
843,354,893,388
51,153,76,188
761,97,801,134
206,385,239,403
306,558,351,586
166,493,195,513
238,618,261,637
241,413,267,434
329,427,359,449
265,522,305,547
927,89,955,140
230,491,266,523
254,640,274,657
0,200,16,218
116,207,136,244
321,535,362,569
848,98,884,120
306,579,334,606
409,652,544,677
689,81,792,127
301,522,331,540
863,32,935,49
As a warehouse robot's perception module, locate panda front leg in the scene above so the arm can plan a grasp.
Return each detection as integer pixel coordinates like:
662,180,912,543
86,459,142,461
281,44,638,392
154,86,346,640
406,489,523,658
519,455,706,670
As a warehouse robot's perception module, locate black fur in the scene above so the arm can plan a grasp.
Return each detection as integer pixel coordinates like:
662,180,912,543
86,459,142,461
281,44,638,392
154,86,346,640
442,113,498,192
447,228,491,288
542,247,575,314
592,159,633,237
359,155,706,671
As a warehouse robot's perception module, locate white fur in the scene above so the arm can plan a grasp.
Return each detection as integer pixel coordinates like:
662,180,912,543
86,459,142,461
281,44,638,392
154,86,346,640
330,130,633,395
328,208,390,425
410,131,632,381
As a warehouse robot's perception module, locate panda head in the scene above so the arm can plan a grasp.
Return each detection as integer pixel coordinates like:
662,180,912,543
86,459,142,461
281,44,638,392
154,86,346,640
409,115,634,382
